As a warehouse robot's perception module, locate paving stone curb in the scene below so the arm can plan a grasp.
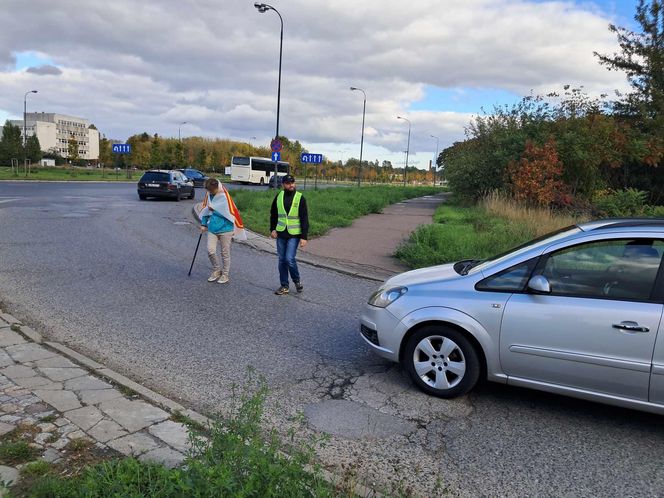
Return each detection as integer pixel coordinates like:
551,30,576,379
2,312,383,497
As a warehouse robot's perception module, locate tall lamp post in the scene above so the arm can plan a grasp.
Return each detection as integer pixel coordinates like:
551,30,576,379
178,121,187,142
254,2,283,184
397,116,410,186
430,134,439,186
23,90,38,165
350,86,366,187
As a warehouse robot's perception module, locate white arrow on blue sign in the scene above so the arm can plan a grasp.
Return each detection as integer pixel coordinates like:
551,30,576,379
112,143,132,154
300,153,323,164
271,151,281,161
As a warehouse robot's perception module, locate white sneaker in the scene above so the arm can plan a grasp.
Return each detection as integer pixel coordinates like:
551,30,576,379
217,275,229,284
207,271,221,282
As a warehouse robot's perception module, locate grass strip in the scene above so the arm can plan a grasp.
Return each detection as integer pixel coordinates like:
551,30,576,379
395,202,536,268
231,185,439,237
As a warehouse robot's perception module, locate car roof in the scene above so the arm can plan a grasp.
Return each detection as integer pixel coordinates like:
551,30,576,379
144,169,175,173
579,219,664,232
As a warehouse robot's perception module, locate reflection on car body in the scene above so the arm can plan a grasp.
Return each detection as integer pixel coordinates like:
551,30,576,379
360,219,664,415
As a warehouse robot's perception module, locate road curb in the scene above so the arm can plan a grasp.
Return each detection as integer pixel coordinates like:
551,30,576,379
2,312,383,497
6,318,214,428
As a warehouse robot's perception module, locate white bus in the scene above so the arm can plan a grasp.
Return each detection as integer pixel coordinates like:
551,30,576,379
230,156,289,185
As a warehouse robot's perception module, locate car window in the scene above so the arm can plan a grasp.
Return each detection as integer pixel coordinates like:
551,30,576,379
469,225,580,275
538,239,663,301
476,258,538,292
140,172,169,182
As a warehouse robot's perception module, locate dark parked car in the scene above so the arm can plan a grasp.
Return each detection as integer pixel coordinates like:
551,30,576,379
137,170,195,201
268,175,284,189
177,168,209,188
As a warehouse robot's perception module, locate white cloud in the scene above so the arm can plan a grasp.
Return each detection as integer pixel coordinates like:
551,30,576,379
0,0,633,165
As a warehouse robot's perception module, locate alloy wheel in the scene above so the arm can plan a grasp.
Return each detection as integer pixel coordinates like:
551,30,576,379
412,335,466,390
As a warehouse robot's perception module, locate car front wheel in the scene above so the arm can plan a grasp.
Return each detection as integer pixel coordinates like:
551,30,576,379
404,325,480,398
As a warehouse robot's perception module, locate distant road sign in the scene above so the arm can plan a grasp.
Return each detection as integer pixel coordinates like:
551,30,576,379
270,139,282,152
301,153,323,164
271,151,281,162
112,143,132,154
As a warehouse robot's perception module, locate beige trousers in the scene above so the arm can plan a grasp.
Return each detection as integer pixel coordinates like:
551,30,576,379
207,231,233,277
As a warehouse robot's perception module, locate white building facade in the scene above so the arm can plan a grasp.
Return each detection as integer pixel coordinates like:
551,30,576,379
11,112,100,161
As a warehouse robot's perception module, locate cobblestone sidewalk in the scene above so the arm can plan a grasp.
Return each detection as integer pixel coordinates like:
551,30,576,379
0,310,207,493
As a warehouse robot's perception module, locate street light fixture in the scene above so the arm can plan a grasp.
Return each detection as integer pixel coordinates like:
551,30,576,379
178,121,187,142
254,2,283,183
430,134,439,187
23,90,38,163
350,86,366,187
397,116,411,186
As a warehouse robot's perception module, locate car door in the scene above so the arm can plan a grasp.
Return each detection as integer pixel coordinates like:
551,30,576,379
500,236,664,401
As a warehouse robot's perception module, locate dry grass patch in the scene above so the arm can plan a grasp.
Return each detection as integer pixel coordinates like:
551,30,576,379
480,191,588,236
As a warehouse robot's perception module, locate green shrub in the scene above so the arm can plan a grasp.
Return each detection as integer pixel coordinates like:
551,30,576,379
593,188,649,217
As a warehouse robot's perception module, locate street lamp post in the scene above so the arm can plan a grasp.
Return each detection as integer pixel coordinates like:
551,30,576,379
23,90,38,170
178,121,187,142
254,2,283,185
397,116,411,186
430,134,439,186
350,87,366,187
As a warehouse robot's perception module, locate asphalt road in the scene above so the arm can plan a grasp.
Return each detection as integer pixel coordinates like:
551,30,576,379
1,181,663,496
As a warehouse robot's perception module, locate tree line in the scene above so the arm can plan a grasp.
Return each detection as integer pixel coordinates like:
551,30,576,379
440,0,664,206
103,132,437,183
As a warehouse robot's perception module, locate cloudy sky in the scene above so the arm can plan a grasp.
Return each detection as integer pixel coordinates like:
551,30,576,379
0,0,639,168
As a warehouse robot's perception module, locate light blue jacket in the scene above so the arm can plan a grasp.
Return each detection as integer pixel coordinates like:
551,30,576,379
201,194,234,234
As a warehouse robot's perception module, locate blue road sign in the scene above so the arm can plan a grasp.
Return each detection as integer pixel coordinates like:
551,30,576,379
271,151,281,162
301,153,323,164
270,139,282,152
112,143,132,154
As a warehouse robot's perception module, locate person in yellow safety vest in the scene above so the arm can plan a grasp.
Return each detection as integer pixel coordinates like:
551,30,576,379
270,175,309,295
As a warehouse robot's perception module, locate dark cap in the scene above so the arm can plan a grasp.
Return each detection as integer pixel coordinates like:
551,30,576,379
282,174,295,183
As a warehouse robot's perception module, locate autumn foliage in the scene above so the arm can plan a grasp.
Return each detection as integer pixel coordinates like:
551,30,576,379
506,139,566,207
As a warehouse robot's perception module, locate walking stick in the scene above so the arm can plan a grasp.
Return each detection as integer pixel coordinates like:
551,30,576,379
188,233,203,277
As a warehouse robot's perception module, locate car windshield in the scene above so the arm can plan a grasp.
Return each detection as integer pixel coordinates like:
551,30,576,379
140,172,170,182
462,225,581,275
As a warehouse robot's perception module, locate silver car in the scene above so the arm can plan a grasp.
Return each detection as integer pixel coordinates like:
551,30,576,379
360,219,664,415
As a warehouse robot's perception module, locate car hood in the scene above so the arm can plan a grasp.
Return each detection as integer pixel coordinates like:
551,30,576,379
383,263,459,288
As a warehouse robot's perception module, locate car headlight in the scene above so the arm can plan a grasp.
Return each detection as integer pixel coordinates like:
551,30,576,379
368,286,408,308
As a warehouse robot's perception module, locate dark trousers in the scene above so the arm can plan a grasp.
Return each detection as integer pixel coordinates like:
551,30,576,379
277,237,301,286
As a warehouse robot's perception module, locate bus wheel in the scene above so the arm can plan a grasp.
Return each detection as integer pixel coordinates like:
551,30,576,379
260,178,265,186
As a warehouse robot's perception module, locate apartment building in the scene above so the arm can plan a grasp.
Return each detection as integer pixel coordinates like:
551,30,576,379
12,112,100,160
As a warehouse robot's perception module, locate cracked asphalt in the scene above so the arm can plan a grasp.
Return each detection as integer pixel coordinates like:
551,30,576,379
1,182,664,496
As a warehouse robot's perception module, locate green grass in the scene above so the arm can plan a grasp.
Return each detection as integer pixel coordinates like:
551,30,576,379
231,185,440,237
19,374,355,498
0,440,39,466
395,202,535,268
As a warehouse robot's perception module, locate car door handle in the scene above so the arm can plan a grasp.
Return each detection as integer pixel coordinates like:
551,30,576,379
612,321,650,333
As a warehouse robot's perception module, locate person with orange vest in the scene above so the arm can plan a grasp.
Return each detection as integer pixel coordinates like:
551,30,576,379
270,175,309,295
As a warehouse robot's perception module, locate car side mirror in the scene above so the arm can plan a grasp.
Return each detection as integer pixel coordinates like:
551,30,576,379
527,275,551,294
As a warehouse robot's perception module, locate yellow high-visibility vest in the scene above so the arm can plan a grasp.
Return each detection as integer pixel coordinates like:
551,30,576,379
276,191,302,235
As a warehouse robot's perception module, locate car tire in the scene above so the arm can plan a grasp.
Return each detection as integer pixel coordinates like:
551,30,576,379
174,189,181,202
403,325,480,398
189,189,195,200
139,194,147,200
259,178,265,186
